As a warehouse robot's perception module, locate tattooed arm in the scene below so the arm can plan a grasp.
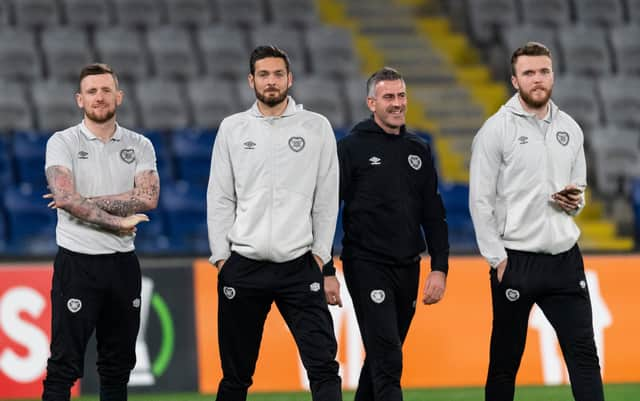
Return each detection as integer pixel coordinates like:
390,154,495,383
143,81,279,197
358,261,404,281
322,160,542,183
45,165,148,233
88,170,160,216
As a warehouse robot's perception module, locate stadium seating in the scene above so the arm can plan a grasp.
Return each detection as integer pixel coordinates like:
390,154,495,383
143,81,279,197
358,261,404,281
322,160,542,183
146,26,200,79
292,76,348,128
439,183,477,252
41,26,93,80
557,25,612,77
553,74,602,131
628,0,640,21
197,25,249,79
170,128,216,187
61,0,111,28
94,27,149,81
13,0,60,27
0,0,464,256
165,0,214,27
589,125,640,196
306,26,359,77
597,75,640,128
160,180,209,254
134,79,190,131
217,0,266,27
0,28,41,81
12,131,48,187
112,0,163,28
573,0,625,27
31,80,81,131
344,75,370,125
0,80,34,131
269,0,319,27
186,78,240,129
466,0,519,46
0,136,14,188
2,183,57,254
610,24,640,75
518,0,571,28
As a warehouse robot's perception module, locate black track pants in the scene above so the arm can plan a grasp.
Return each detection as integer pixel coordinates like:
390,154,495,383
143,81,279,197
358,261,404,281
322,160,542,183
343,258,419,401
485,245,604,401
43,247,141,401
215,252,342,401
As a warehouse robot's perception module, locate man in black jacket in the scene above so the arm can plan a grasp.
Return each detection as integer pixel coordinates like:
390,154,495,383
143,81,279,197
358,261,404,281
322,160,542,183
336,67,450,401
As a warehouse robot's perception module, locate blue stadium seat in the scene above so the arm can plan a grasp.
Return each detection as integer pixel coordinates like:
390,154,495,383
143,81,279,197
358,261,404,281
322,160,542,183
13,131,49,188
143,131,175,184
171,128,215,187
0,135,14,188
439,183,477,253
160,180,208,254
3,183,57,254
133,208,174,254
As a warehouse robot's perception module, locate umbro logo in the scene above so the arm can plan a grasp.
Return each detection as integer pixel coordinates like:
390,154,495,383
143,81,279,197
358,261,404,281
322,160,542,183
369,156,382,165
243,141,256,150
78,150,89,159
518,136,529,145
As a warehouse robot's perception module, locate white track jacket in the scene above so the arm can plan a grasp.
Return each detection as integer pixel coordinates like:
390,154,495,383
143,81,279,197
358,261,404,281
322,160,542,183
469,94,586,268
207,97,339,265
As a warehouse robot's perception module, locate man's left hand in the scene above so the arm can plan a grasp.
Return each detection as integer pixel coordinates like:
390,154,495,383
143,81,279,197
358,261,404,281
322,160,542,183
422,270,446,305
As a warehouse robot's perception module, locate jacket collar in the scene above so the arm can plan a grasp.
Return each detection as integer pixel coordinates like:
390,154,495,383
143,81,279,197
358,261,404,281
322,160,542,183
504,93,557,123
248,96,301,118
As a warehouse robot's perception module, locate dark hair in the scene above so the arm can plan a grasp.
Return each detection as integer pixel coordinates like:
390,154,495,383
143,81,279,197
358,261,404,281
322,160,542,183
78,63,119,91
249,45,291,75
366,66,404,97
510,42,552,76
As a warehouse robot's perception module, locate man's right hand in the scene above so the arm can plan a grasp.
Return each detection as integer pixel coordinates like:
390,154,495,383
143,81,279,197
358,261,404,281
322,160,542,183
215,259,226,270
496,258,508,283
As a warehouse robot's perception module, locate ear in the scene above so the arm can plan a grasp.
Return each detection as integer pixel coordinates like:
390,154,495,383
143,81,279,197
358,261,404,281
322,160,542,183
248,73,255,89
287,71,293,88
116,89,124,107
366,97,375,113
511,75,519,91
75,92,83,109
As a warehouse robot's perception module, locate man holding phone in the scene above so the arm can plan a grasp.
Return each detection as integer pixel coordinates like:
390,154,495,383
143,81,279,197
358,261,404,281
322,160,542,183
469,42,604,401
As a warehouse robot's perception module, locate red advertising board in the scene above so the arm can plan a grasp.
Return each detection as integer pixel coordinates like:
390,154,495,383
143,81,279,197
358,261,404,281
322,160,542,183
0,266,79,399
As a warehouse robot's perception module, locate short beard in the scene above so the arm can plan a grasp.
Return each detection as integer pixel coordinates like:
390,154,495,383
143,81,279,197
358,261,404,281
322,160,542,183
519,87,552,109
255,88,288,107
85,107,117,124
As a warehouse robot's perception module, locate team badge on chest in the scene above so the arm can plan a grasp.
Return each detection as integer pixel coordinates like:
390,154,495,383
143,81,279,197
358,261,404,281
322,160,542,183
556,131,569,146
408,154,422,170
288,136,305,152
120,148,136,163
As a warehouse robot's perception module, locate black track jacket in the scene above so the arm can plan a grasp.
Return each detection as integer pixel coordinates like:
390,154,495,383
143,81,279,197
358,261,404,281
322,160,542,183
337,118,449,273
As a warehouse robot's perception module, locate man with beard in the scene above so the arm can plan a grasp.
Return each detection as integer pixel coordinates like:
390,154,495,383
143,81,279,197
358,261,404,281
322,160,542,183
337,67,449,401
469,42,604,401
42,63,159,401
207,45,342,401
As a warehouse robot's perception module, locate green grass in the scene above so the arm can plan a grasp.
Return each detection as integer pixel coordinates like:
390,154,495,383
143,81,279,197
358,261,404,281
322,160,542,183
6,383,639,401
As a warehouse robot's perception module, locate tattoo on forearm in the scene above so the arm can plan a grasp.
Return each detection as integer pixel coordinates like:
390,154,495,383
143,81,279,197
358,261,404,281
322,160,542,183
46,166,123,231
89,170,160,216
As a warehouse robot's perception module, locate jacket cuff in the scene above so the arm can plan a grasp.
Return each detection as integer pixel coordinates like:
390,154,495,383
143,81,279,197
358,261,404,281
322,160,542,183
322,259,336,276
430,254,449,275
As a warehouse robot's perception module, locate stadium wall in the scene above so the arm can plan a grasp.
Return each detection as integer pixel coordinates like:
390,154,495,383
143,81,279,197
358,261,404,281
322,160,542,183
1,256,639,398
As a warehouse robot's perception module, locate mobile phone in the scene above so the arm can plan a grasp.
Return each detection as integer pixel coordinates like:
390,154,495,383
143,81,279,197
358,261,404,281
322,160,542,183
557,187,583,197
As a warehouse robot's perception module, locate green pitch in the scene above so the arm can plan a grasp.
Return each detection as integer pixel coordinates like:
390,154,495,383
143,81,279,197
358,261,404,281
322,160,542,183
6,383,639,401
